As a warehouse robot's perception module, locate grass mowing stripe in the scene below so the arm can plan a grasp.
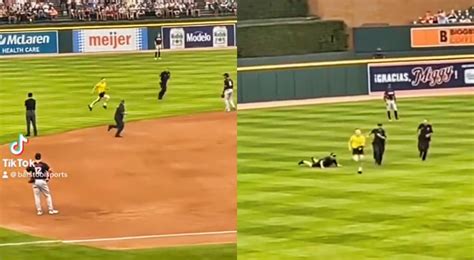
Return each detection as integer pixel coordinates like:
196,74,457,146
238,96,474,259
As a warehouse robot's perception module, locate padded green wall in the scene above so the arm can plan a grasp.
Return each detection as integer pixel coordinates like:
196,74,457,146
238,0,308,20
238,21,348,58
238,64,368,103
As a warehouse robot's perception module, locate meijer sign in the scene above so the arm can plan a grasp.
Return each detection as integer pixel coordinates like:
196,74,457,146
73,28,148,53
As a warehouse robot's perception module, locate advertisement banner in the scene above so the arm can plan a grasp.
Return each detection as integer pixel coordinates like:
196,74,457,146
411,25,474,48
368,59,474,92
0,31,58,56
73,28,148,53
162,25,235,49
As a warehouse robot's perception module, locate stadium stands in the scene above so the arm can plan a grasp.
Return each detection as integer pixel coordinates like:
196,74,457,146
0,0,236,24
413,6,473,24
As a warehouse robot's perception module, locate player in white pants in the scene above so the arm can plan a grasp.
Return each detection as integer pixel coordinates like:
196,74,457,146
221,73,236,112
27,153,59,216
384,84,399,121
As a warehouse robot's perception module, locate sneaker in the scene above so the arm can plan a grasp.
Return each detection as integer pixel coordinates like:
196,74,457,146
103,105,107,109
158,57,162,60
48,209,59,215
298,160,304,166
37,210,43,216
88,105,92,111
115,135,123,138
107,125,113,132
154,57,157,60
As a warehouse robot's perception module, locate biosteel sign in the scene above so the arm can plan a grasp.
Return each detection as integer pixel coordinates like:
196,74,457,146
73,28,148,53
163,25,235,49
0,31,58,56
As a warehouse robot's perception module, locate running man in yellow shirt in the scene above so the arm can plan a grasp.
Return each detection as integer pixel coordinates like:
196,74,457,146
88,77,110,111
348,128,366,174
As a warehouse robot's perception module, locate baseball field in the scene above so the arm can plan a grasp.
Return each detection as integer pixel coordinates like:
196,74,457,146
238,94,474,259
0,49,237,258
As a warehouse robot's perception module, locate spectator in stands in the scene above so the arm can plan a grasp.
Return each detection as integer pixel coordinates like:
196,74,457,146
50,7,58,20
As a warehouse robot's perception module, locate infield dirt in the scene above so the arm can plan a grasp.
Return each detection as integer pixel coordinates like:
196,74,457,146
0,112,236,249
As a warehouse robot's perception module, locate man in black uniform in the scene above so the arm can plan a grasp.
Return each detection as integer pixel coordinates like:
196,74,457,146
369,123,387,165
221,73,236,112
26,153,59,215
298,153,341,169
384,84,399,121
158,69,171,100
417,119,433,161
154,33,162,60
25,92,38,137
108,100,126,137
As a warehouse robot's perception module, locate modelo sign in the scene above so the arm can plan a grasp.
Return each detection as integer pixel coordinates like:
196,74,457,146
368,59,474,92
163,25,235,49
0,31,58,56
73,28,148,53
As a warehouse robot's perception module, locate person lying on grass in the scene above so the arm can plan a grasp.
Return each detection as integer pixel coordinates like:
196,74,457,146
298,153,342,168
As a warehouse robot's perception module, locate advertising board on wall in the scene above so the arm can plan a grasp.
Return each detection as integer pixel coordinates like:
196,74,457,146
73,28,148,53
368,59,474,92
0,31,58,56
411,25,474,48
162,25,235,49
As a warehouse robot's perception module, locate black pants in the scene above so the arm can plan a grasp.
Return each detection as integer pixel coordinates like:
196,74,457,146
372,143,385,165
158,82,167,100
418,141,430,161
26,110,37,136
110,117,124,136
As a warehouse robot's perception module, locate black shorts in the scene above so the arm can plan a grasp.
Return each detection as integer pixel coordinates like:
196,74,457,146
418,141,430,150
99,92,106,98
352,147,364,155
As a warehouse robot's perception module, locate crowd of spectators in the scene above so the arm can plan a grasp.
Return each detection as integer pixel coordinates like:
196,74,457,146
413,6,474,25
0,2,59,24
205,0,236,16
0,0,237,24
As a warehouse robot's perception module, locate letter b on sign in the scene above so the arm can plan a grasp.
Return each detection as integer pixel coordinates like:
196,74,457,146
439,30,448,43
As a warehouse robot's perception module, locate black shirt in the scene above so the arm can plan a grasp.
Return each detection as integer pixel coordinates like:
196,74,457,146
315,156,338,168
115,103,125,119
25,98,36,111
384,90,396,101
26,161,50,180
155,36,162,45
418,124,433,142
370,128,386,145
160,71,171,84
224,78,233,91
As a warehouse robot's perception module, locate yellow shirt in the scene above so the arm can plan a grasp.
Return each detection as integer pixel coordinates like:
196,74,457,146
94,81,107,94
349,134,366,149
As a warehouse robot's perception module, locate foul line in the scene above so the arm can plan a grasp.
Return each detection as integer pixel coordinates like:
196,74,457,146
0,230,237,247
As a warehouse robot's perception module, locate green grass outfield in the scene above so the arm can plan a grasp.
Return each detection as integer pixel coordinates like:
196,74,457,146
0,49,236,144
0,49,236,258
238,96,474,259
0,229,236,260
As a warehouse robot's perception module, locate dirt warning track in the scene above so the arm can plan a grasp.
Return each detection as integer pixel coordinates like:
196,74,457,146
0,112,236,249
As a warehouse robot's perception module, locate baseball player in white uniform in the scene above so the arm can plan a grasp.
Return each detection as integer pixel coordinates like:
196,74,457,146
221,73,236,112
384,84,399,121
27,153,59,216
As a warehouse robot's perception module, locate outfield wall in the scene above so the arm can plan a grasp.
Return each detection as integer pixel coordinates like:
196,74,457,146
354,24,474,53
0,19,236,57
237,54,474,103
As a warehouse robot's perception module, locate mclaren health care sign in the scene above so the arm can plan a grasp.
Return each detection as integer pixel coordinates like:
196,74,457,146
73,28,148,53
0,31,58,56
